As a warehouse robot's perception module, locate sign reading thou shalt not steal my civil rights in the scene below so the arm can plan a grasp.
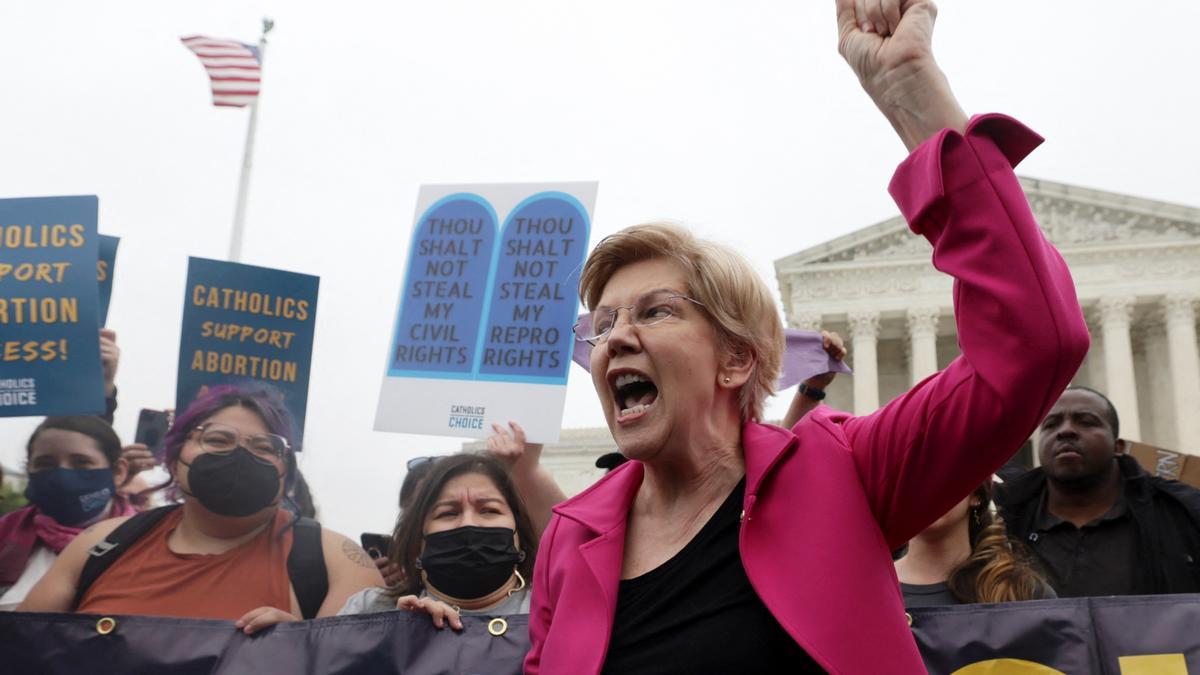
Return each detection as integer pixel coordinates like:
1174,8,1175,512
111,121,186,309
375,183,597,443
176,257,319,441
0,196,105,417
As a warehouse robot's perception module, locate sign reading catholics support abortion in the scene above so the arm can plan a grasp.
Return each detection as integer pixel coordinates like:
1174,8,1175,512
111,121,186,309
0,196,105,417
177,257,319,439
375,182,597,442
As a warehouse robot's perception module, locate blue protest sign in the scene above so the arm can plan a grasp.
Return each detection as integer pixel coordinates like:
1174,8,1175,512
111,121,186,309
97,234,119,326
387,195,497,376
176,257,319,441
0,196,104,417
479,193,589,381
376,183,597,443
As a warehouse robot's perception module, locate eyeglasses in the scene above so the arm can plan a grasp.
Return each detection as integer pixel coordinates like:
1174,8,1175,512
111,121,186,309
572,291,706,347
193,422,290,464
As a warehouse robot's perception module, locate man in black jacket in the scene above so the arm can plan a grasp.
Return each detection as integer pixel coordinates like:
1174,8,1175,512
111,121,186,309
995,386,1200,597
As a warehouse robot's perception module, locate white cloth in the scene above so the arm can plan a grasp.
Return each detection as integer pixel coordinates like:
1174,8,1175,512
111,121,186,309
0,546,57,611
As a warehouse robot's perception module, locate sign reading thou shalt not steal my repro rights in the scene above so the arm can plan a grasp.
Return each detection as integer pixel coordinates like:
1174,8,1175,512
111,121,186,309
0,196,105,417
375,182,597,443
176,257,319,441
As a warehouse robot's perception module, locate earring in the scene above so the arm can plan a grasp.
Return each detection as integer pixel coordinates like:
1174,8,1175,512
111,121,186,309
508,568,527,597
723,377,731,384
972,508,981,526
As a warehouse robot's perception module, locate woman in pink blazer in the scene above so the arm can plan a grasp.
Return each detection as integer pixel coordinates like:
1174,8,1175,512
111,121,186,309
527,1,1090,673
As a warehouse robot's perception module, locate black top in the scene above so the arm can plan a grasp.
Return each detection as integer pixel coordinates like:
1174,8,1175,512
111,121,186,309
601,480,824,674
901,581,961,608
1029,495,1137,597
996,456,1200,595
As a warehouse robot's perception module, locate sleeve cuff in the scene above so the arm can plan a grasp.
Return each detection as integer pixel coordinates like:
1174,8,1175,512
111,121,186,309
887,113,1044,234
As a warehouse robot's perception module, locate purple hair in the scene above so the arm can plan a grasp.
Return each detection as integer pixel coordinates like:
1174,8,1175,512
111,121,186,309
162,384,298,489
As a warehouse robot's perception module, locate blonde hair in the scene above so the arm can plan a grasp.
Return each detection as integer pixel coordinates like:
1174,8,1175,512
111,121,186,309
578,222,783,421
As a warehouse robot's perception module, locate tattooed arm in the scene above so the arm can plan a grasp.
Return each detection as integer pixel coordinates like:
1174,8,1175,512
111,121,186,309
316,531,386,617
236,530,383,633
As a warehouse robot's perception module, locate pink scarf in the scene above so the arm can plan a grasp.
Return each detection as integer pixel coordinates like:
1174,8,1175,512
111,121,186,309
0,498,136,586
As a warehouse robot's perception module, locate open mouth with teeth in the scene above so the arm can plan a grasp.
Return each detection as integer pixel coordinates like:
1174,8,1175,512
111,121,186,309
612,372,659,420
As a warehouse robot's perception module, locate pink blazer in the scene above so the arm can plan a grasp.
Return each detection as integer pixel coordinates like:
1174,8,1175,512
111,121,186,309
526,115,1091,674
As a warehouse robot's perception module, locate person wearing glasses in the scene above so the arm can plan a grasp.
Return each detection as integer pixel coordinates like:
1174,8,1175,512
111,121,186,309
18,386,383,633
525,2,1090,673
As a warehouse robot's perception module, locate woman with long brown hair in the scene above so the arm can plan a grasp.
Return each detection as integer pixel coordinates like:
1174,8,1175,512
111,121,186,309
338,453,538,629
895,481,1055,607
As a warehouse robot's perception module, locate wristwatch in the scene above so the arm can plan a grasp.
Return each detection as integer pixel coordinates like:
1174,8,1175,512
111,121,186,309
798,382,826,401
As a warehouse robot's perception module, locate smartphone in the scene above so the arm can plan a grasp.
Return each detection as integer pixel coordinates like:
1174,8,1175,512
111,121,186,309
360,533,392,560
135,409,171,459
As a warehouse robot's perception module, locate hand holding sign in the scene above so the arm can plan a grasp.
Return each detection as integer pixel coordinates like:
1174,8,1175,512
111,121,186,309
99,328,119,398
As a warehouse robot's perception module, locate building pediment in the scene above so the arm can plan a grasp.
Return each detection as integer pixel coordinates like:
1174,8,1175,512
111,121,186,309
776,177,1200,268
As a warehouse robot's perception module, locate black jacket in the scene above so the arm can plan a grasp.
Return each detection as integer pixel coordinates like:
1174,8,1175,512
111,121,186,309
995,454,1200,595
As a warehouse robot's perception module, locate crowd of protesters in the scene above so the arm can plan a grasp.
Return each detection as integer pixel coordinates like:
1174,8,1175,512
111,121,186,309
3,1,1200,673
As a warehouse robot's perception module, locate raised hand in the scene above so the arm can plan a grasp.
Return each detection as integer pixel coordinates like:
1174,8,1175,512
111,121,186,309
120,443,157,484
486,421,544,474
99,328,119,397
834,0,967,151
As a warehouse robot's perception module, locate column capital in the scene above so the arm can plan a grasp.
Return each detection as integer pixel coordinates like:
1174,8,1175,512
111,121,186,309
905,307,941,338
1163,293,1198,325
790,309,823,331
847,310,880,340
1097,295,1138,324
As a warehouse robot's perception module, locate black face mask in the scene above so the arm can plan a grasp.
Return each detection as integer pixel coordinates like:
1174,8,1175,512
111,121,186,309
180,447,282,518
417,526,523,600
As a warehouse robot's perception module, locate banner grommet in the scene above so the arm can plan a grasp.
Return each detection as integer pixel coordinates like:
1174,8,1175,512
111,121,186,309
487,618,508,636
96,617,117,635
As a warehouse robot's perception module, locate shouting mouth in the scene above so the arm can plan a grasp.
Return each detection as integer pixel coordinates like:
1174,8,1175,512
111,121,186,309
610,371,659,422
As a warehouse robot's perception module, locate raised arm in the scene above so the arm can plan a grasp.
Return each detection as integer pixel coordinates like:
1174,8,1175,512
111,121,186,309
832,0,1090,547
782,331,845,429
836,0,966,151
486,422,567,537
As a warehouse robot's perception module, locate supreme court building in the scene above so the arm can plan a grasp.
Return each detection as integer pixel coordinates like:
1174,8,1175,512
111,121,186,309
776,177,1200,456
471,177,1200,493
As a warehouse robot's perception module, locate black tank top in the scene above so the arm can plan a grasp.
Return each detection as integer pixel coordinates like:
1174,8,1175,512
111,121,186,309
601,479,825,674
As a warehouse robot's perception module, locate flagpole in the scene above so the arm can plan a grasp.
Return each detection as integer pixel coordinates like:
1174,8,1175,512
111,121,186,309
228,17,274,262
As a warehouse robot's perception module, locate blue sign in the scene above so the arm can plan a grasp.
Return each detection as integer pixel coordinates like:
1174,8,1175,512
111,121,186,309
388,195,497,376
386,192,589,385
376,182,596,442
0,196,104,417
479,193,589,382
176,257,319,441
97,234,119,326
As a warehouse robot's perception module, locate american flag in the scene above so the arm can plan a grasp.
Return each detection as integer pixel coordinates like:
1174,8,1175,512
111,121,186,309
181,35,262,108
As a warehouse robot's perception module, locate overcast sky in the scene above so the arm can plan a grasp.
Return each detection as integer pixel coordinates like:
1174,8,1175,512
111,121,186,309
1,1,1197,536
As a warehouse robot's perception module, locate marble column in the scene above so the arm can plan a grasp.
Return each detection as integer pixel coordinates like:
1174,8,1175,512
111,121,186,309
1136,316,1176,449
1164,294,1200,453
791,309,823,332
848,310,880,414
1099,296,1141,441
906,307,940,386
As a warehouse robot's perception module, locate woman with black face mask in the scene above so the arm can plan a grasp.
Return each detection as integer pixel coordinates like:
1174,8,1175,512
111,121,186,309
19,386,383,633
337,454,538,631
0,417,133,611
